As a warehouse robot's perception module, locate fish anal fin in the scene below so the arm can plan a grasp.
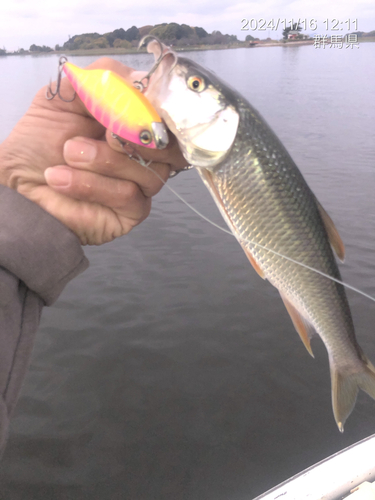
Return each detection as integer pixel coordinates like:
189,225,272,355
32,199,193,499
315,199,345,262
198,167,266,280
280,292,315,358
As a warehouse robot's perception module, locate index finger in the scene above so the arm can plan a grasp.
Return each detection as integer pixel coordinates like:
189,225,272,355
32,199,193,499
63,136,172,197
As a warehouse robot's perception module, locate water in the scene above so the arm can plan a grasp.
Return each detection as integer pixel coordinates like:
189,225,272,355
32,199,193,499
0,45,374,499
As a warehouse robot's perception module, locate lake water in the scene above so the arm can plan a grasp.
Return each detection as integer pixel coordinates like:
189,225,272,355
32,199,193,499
0,44,375,499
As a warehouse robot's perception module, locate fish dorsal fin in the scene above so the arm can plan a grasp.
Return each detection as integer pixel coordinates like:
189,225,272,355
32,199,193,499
197,167,266,280
315,198,345,262
279,292,315,358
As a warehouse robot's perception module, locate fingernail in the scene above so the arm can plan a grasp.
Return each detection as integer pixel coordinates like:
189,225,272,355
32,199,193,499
45,166,72,187
64,139,97,163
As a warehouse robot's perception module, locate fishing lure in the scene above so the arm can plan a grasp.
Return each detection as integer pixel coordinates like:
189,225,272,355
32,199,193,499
46,57,168,150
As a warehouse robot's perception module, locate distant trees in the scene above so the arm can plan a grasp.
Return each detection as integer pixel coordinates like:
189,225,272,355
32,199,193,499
105,28,127,46
125,26,139,42
62,33,106,50
149,23,193,41
29,44,53,52
146,23,237,46
37,23,245,52
104,26,140,47
195,27,208,38
83,37,109,49
206,31,238,45
113,39,132,49
62,26,142,50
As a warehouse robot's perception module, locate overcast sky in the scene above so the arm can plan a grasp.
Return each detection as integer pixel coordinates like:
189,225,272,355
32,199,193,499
1,0,374,51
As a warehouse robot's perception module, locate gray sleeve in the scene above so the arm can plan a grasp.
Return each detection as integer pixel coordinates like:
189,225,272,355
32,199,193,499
0,186,89,454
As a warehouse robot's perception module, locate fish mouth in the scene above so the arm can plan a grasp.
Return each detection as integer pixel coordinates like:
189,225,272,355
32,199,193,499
142,43,180,138
151,121,169,149
140,35,177,72
140,36,179,96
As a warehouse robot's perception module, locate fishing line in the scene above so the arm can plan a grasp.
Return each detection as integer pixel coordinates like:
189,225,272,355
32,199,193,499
139,160,375,304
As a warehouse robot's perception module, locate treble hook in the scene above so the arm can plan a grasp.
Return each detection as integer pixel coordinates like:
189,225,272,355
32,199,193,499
111,132,193,178
133,35,178,93
111,133,152,168
46,56,76,102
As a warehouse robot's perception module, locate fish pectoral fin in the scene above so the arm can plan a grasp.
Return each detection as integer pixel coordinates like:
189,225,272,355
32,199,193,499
198,167,266,280
241,247,266,279
279,292,315,358
315,198,345,262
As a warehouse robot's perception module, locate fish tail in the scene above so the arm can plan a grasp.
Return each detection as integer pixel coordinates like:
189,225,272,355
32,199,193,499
330,356,375,432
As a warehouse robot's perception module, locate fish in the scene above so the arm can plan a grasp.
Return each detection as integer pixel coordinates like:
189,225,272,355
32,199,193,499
143,37,375,431
62,61,168,149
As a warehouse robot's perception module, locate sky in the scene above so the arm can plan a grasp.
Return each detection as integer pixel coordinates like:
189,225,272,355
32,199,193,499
1,0,374,51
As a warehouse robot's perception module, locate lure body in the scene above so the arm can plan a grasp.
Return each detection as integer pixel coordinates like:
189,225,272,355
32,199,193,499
63,62,168,149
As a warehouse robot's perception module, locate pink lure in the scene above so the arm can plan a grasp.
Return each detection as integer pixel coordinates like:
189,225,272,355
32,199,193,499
63,61,168,149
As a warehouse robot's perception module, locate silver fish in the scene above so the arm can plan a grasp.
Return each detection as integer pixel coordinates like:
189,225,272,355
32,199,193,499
143,37,375,431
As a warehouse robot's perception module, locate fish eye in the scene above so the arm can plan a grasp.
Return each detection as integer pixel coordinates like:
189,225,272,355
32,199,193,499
140,130,152,145
187,76,205,92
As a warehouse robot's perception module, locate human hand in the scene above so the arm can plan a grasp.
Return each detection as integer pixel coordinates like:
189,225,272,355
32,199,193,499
0,58,187,245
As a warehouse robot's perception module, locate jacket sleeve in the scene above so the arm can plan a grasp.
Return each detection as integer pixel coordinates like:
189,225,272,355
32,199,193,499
0,185,89,455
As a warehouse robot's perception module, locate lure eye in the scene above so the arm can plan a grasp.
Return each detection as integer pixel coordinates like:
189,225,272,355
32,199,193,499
187,76,205,92
140,130,152,145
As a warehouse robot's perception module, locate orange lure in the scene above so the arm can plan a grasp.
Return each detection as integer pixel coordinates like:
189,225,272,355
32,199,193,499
63,61,168,149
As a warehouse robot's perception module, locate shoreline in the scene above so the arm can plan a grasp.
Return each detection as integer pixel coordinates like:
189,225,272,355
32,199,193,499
3,37,374,57
0,41,314,57
256,40,313,48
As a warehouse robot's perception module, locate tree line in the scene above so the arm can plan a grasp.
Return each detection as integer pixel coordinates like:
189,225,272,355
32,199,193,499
57,23,240,51
0,23,246,55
